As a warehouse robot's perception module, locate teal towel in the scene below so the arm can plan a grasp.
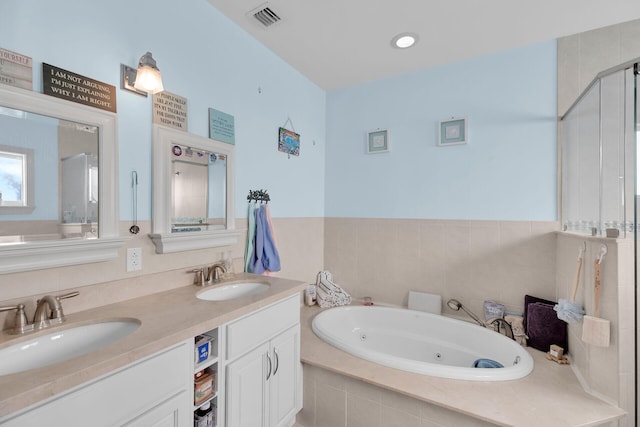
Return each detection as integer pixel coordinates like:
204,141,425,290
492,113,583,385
244,203,257,272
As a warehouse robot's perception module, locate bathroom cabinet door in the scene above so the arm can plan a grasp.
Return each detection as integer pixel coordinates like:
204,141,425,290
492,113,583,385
226,342,270,427
268,326,300,427
225,326,300,427
224,295,301,427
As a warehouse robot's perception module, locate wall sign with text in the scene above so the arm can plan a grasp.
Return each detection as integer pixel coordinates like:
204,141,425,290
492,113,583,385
42,63,116,113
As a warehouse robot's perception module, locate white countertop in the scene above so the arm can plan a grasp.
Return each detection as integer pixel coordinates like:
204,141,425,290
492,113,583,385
0,273,306,418
300,305,626,427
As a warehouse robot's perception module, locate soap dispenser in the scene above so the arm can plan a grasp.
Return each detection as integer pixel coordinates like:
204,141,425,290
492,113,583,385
223,251,234,277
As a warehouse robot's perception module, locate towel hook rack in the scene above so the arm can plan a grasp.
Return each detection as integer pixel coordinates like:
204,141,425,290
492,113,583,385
247,189,270,204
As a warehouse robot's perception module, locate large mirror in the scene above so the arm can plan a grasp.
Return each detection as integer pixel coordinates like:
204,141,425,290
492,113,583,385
0,109,99,239
0,85,125,274
150,125,240,253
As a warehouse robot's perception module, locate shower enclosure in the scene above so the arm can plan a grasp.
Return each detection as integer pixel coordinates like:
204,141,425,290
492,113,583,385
560,60,638,425
561,61,637,237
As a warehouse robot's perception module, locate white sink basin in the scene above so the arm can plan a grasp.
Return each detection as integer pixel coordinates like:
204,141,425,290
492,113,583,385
197,282,269,301
0,319,140,376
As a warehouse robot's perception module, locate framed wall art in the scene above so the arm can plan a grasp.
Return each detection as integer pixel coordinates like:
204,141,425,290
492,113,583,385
366,128,390,154
438,117,467,146
278,127,300,156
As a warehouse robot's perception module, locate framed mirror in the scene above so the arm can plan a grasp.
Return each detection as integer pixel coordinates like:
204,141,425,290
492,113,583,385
0,85,125,274
150,125,240,253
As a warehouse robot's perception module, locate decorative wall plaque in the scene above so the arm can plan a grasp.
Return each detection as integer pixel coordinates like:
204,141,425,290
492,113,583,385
153,91,188,131
0,48,32,90
209,108,235,144
42,63,116,113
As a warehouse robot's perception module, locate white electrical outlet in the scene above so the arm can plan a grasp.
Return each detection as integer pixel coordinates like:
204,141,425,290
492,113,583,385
126,247,142,272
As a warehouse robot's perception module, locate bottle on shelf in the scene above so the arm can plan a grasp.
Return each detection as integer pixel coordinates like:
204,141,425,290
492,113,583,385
194,401,213,427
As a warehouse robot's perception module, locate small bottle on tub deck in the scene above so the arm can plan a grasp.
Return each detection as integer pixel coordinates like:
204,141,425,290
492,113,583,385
305,284,317,306
363,296,373,306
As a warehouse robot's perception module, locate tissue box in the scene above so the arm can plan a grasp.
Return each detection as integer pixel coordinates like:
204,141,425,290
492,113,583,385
195,335,212,365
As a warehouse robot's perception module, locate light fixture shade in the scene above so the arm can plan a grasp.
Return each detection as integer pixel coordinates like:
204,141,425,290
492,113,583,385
134,65,164,94
132,52,164,94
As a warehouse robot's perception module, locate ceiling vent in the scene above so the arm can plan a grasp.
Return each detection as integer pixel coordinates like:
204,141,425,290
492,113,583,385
248,3,282,28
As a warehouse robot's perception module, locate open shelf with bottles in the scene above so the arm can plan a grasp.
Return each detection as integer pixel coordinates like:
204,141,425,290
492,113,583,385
193,328,222,427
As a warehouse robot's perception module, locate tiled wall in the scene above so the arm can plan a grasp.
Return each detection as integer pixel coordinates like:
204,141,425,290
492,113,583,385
324,218,559,317
556,233,634,425
0,217,323,329
298,364,495,427
557,18,640,116
557,19,640,425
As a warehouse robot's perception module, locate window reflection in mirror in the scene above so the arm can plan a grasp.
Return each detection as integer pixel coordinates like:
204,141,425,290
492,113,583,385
0,144,32,209
171,144,226,232
0,105,99,242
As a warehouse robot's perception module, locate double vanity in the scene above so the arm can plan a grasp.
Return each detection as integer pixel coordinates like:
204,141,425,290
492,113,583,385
0,274,306,426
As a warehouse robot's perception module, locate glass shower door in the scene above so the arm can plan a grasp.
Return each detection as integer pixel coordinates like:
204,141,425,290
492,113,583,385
561,65,636,238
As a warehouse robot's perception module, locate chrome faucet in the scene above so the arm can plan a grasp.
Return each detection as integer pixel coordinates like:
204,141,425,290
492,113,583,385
447,298,515,340
485,317,515,340
207,263,227,283
189,262,227,286
1,291,79,334
33,291,79,330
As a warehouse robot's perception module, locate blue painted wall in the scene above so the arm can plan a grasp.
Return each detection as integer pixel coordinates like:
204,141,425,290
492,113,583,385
1,1,557,223
0,0,326,220
325,41,558,220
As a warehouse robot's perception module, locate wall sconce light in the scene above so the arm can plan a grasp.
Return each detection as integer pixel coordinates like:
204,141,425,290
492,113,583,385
120,52,164,96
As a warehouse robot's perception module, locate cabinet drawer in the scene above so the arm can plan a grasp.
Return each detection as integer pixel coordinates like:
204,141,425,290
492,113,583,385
226,295,299,360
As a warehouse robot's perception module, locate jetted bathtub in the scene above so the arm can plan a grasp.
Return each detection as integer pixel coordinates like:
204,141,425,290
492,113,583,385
312,305,533,381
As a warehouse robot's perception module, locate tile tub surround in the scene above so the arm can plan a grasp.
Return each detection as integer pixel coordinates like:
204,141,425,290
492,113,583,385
0,273,306,418
555,233,635,425
324,218,559,318
299,305,626,427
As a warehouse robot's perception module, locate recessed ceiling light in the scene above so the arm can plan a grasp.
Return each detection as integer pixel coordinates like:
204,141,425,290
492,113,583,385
391,33,418,49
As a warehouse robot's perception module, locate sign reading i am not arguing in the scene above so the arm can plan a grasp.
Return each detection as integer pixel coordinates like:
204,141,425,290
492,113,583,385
43,63,116,113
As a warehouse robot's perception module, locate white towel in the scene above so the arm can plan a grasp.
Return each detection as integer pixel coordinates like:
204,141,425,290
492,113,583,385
316,271,351,308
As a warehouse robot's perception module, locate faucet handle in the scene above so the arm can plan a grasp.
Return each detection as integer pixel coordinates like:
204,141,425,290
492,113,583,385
56,291,80,301
0,304,33,335
53,291,79,322
190,268,206,286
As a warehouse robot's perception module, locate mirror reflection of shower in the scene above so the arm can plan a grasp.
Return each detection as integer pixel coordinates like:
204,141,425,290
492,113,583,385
171,144,227,232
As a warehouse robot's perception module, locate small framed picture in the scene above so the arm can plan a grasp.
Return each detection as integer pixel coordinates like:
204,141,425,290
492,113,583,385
438,118,467,146
278,127,300,156
366,129,390,154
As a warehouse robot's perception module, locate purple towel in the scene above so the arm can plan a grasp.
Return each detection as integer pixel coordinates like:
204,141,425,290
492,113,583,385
525,298,568,353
